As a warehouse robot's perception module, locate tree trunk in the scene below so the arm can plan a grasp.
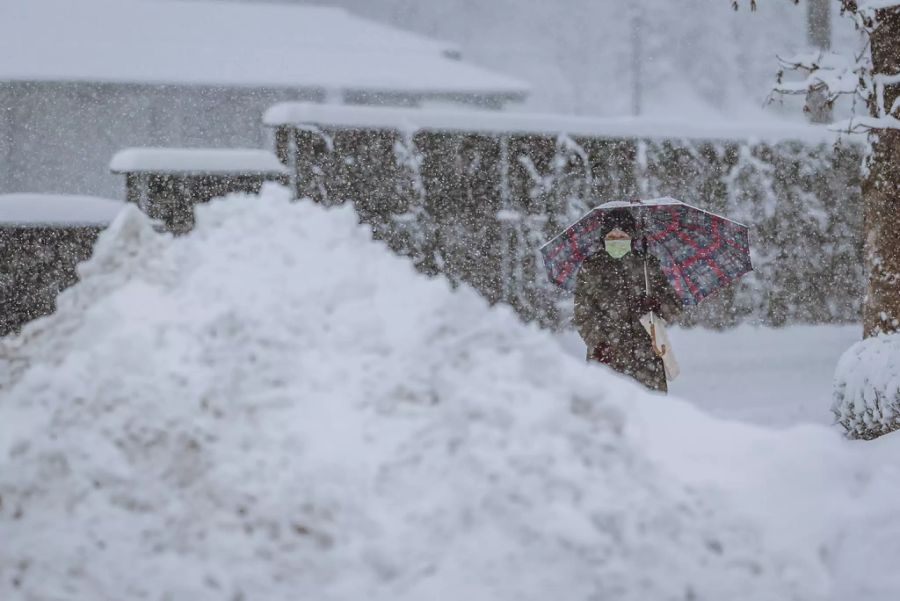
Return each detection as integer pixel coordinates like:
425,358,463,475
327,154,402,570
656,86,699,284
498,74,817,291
806,0,832,123
863,7,900,337
630,3,643,117
807,0,831,49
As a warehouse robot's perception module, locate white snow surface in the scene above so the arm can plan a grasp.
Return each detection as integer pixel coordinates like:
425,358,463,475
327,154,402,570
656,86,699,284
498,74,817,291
1,186,899,600
0,193,125,226
109,148,288,175
264,102,850,144
559,324,862,429
0,0,528,96
833,333,900,438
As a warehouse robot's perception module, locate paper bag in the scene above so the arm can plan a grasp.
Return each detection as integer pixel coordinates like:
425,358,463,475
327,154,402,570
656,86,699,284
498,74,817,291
639,313,680,381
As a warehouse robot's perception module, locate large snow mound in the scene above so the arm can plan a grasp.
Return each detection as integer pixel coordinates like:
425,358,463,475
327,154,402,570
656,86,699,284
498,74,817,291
833,333,900,439
1,186,899,600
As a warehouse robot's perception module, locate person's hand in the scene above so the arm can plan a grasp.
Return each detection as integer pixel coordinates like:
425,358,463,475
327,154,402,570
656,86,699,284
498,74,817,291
591,343,612,364
638,294,662,315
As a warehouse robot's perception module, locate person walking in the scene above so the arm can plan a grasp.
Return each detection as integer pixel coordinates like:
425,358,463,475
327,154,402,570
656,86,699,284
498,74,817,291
573,209,681,393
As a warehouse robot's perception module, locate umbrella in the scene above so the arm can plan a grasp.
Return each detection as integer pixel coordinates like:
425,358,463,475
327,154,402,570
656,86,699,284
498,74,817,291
540,197,752,307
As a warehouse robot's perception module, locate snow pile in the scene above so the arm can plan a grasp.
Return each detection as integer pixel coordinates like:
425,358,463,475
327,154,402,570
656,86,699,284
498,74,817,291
833,333,900,439
1,186,900,600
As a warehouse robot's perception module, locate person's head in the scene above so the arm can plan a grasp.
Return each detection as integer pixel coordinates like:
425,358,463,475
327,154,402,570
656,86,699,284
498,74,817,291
601,209,637,259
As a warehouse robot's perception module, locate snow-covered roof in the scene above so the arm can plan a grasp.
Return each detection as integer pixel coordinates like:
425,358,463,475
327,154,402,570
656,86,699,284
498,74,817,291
110,148,288,175
264,102,858,144
0,194,125,226
0,0,529,99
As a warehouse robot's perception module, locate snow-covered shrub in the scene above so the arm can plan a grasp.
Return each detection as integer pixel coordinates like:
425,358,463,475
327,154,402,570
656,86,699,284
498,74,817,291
833,333,900,440
641,138,863,329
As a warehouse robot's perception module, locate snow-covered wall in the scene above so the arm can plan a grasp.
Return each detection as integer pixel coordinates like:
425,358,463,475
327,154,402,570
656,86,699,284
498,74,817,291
274,121,863,328
0,227,109,336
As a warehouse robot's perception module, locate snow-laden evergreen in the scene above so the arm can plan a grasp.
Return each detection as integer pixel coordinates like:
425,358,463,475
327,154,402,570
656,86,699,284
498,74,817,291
833,332,900,439
274,115,863,329
2,186,900,599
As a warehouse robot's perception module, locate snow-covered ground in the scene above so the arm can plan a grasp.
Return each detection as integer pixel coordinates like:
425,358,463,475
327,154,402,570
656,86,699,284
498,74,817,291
560,324,861,428
2,187,899,600
670,325,861,428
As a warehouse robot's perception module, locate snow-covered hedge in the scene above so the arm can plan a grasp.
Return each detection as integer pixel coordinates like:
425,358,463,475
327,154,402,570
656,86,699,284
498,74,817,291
833,333,900,440
0,193,122,335
275,126,863,329
3,187,900,599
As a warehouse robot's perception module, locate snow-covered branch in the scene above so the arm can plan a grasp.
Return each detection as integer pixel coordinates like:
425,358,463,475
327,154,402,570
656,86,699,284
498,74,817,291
773,51,861,100
756,0,900,132
731,0,799,11
858,1,900,12
841,114,900,132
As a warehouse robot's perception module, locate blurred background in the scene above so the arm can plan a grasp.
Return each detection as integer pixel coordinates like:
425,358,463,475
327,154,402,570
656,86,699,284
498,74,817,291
240,0,857,120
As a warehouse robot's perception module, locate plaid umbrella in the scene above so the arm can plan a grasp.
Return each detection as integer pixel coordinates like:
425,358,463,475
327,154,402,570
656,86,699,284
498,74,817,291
540,197,752,306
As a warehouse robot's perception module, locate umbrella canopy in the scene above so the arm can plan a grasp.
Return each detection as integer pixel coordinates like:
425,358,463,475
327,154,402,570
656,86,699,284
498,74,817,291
540,197,752,306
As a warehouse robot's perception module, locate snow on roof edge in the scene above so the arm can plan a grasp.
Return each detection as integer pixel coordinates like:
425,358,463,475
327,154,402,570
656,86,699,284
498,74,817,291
110,148,289,175
0,71,531,97
0,193,125,227
263,102,862,144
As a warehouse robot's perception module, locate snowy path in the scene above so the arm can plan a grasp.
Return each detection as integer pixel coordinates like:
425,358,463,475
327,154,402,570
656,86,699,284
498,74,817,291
560,324,861,428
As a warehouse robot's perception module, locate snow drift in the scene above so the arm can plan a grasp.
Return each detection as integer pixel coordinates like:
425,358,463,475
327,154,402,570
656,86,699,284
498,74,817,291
1,185,899,600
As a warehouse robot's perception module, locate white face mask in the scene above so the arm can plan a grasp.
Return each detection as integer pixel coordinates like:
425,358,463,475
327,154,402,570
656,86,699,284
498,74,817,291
605,238,631,259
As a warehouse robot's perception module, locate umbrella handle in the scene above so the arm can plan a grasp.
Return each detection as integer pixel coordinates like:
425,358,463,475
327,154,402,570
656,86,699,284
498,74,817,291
642,239,666,357
649,314,666,358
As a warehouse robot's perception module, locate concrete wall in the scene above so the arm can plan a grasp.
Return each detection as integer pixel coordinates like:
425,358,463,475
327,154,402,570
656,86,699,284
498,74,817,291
0,81,320,199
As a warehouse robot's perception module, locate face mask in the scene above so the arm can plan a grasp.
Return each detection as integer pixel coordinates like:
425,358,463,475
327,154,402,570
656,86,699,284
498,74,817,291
605,238,631,259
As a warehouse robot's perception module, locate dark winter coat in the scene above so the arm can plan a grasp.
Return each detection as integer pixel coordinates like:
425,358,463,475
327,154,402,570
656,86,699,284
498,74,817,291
574,250,681,393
